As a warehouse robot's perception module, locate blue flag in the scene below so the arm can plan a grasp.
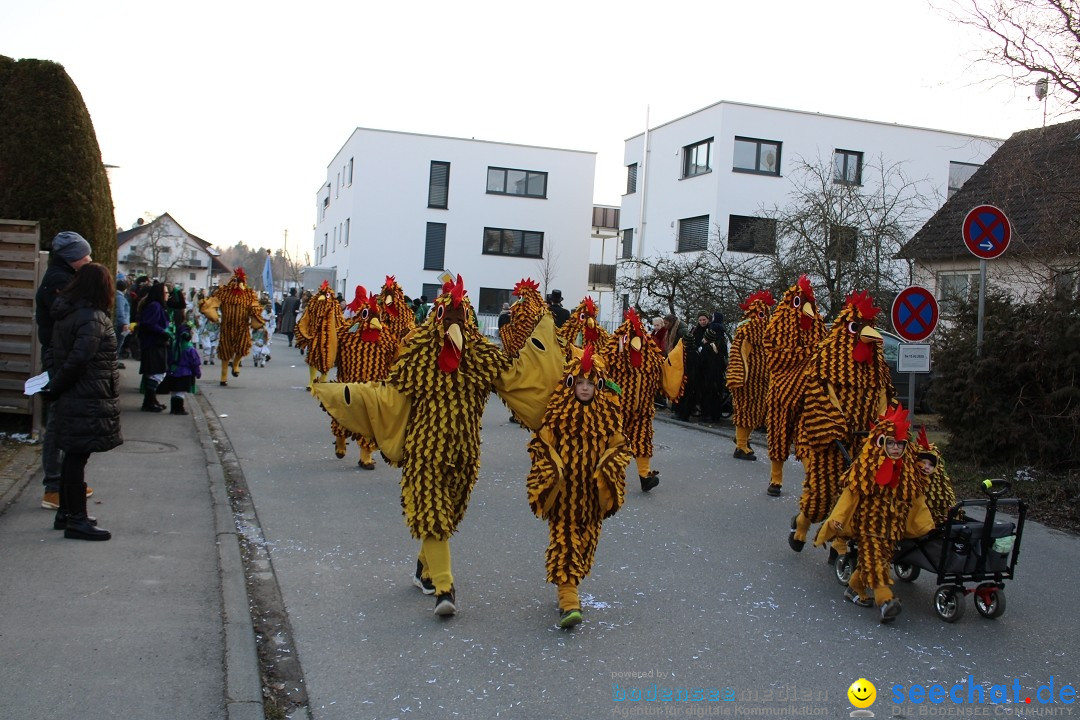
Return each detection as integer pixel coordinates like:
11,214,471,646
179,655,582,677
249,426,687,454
262,252,274,295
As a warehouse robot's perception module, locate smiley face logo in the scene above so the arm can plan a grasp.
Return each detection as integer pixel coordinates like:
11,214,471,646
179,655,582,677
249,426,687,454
848,678,876,708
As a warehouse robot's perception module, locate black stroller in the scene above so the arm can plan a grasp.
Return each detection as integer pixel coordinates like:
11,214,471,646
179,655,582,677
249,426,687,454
835,479,1025,622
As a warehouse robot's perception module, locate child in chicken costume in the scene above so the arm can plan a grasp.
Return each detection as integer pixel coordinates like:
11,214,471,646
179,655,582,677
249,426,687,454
311,276,564,617
789,291,895,554
527,344,631,628
332,286,396,469
603,309,684,492
198,268,265,386
815,405,934,622
762,276,824,496
558,296,612,360
915,426,960,525
295,281,345,388
376,275,415,345
726,291,775,462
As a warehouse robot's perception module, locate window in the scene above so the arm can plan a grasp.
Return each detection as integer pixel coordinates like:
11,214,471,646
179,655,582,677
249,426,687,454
1053,269,1077,300
332,225,337,252
621,228,634,259
344,218,350,247
335,173,340,198
626,163,638,194
938,271,981,314
733,137,781,176
323,233,328,256
346,157,353,186
727,215,777,254
478,287,513,315
683,138,713,178
948,161,980,198
428,161,450,209
827,224,858,262
676,215,709,253
322,195,329,220
189,272,196,281
424,223,446,271
834,149,863,186
486,167,547,198
482,227,544,258
421,283,442,303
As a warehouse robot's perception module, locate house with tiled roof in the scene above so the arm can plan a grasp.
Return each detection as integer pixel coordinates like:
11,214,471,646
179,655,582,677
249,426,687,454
116,213,232,290
898,118,1080,313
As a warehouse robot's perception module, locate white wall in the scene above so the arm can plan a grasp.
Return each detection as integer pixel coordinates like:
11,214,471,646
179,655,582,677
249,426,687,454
314,128,595,313
117,215,215,291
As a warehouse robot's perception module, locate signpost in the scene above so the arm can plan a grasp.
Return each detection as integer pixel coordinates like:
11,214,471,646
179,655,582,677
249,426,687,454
961,205,1012,356
891,287,938,411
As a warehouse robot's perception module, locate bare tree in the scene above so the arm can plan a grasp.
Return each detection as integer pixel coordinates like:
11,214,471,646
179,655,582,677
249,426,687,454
124,220,188,283
534,242,561,297
943,0,1080,109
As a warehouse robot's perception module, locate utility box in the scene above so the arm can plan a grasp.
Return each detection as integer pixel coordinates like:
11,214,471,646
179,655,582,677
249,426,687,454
300,266,336,293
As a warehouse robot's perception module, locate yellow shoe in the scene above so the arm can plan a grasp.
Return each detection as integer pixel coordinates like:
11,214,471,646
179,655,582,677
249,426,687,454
85,485,94,499
42,491,59,510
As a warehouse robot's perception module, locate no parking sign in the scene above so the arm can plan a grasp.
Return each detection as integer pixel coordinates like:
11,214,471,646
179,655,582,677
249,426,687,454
891,286,939,342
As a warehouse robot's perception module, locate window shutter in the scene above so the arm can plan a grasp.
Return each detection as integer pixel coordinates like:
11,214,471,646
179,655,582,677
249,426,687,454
626,164,638,194
677,216,709,252
424,222,446,270
622,228,634,259
428,162,450,208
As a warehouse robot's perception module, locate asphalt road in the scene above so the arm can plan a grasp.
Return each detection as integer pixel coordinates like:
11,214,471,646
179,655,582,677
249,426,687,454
202,342,1080,720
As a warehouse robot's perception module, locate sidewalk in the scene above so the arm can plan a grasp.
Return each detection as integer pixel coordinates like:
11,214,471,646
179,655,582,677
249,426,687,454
0,370,263,720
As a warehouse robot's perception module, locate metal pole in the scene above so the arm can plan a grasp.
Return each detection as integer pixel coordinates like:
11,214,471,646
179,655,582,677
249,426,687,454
976,258,987,358
908,372,916,414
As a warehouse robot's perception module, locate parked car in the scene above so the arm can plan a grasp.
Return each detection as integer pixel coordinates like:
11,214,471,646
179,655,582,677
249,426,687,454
880,329,934,413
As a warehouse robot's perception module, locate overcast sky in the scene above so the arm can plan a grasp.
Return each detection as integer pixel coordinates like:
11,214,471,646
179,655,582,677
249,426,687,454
4,0,1058,258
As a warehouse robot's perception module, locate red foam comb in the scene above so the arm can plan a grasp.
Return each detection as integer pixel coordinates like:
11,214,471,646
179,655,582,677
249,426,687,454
582,297,597,315
513,278,539,296
797,274,815,304
740,289,776,311
384,275,396,287
581,344,594,374
845,290,881,321
346,285,368,313
882,404,911,441
318,280,330,293
234,268,247,284
625,308,645,334
917,426,930,450
447,274,465,308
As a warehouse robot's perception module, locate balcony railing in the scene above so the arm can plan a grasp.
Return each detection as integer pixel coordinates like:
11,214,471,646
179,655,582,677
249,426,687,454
588,263,616,287
592,206,620,230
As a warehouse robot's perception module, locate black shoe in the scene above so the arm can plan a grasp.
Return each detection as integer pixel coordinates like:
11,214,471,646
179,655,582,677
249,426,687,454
412,560,435,595
434,587,457,616
559,608,583,629
844,586,873,608
639,471,660,493
788,514,805,552
766,484,782,497
231,369,239,377
358,460,376,470
141,401,164,413
64,513,111,541
170,397,188,415
219,381,227,386
827,547,839,565
879,598,902,622
54,510,97,530
117,362,126,369
733,447,757,461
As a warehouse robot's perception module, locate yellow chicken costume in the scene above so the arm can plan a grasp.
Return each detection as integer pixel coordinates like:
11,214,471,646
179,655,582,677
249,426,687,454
815,405,934,622
377,275,415,346
558,296,612,360
726,290,775,462
762,276,825,495
915,426,960,525
333,286,396,469
198,268,265,386
295,281,345,388
527,344,631,629
311,275,564,617
603,309,684,492
790,291,894,553
500,278,549,358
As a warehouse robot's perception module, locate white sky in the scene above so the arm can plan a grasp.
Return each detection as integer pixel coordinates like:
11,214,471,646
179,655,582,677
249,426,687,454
3,0,1057,257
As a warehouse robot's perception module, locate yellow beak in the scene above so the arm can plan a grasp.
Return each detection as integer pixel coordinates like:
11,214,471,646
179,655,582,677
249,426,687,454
859,325,883,344
385,296,393,306
630,336,642,352
370,317,383,330
447,323,463,351
801,302,816,320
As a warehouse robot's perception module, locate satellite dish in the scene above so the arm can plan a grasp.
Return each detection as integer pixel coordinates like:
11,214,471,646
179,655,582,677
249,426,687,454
1035,77,1049,100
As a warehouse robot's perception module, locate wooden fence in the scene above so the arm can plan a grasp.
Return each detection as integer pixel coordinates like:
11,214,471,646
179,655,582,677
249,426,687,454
0,220,44,435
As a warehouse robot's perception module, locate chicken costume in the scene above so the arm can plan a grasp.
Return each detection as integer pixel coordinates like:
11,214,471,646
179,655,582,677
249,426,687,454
726,290,775,462
915,426,960,525
602,309,684,492
527,344,631,628
815,405,934,622
198,268,265,386
295,281,345,388
762,276,825,495
311,275,564,616
332,286,396,469
558,296,612,360
499,278,549,358
789,291,894,552
377,275,416,346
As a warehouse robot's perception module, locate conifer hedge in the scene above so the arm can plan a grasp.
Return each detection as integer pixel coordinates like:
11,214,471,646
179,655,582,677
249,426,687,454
0,55,115,269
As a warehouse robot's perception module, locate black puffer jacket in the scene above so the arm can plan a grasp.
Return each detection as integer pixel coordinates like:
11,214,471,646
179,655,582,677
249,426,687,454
50,296,123,454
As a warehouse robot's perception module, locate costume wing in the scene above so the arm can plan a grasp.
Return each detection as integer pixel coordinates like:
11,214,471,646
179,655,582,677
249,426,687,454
814,486,858,546
312,381,411,464
199,296,221,324
493,314,565,430
661,341,685,401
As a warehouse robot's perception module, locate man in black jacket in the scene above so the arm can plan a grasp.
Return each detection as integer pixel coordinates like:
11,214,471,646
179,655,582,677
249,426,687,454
35,231,95,510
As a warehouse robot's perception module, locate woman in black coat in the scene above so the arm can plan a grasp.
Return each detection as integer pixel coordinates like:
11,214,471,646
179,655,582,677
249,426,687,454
47,263,122,541
137,281,171,412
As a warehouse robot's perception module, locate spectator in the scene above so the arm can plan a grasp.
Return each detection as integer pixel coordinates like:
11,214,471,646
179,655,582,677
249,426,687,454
497,302,512,330
278,287,300,347
137,281,171,412
414,295,430,324
44,262,121,541
115,279,131,369
547,289,570,328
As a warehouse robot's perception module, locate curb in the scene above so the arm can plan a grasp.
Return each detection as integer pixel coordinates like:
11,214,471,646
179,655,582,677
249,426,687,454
0,443,42,516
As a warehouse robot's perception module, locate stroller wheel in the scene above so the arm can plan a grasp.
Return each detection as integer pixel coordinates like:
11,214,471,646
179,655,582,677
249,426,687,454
973,583,1007,619
835,552,856,586
934,585,966,623
893,562,921,583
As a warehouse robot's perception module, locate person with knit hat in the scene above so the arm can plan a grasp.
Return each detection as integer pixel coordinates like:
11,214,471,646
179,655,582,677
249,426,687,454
35,231,95,510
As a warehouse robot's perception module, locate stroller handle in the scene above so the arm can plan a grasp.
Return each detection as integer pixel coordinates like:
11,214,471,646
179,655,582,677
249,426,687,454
981,478,1012,498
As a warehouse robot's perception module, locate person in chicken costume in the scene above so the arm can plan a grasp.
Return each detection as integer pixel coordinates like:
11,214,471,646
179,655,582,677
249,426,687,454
789,291,895,554
198,268,265,387
914,426,960,525
602,308,684,492
311,275,564,617
376,274,415,346
332,286,396,469
527,344,631,628
726,290,775,462
815,405,934,622
558,296,612,360
295,281,346,389
762,275,825,496
500,278,549,358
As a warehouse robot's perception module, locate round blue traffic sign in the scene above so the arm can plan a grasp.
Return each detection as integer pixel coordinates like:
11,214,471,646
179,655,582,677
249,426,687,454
891,286,939,342
962,205,1011,260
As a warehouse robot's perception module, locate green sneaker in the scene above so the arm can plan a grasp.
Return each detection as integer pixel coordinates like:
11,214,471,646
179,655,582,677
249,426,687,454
559,608,582,629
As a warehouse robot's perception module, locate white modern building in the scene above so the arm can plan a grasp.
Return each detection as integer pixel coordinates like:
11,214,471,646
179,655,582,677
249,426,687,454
619,100,1002,284
314,128,596,317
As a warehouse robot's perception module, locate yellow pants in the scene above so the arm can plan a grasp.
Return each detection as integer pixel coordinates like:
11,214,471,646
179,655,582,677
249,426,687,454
635,457,651,477
419,537,453,594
